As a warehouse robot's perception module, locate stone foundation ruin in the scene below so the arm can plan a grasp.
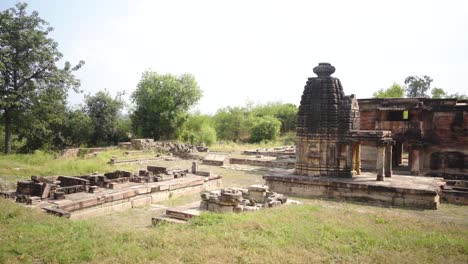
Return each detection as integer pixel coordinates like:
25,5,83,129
5,165,222,219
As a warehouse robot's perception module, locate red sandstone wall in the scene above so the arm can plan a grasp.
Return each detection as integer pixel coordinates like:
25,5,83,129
359,111,377,130
431,112,468,146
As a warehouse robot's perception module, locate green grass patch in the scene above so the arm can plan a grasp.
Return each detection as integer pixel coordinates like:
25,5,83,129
1,199,467,263
0,150,152,190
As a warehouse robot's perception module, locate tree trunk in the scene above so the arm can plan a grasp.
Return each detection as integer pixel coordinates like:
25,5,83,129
4,110,12,154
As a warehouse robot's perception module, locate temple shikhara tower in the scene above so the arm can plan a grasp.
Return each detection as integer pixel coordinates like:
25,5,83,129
295,63,361,177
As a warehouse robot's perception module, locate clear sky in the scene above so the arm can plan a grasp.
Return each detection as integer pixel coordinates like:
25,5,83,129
1,0,467,114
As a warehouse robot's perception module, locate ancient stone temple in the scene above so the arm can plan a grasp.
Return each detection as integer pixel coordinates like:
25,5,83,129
263,63,445,209
295,63,360,177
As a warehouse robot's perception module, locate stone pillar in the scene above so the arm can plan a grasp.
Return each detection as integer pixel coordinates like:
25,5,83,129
376,145,385,181
384,145,392,177
410,149,420,176
353,143,361,175
191,161,198,174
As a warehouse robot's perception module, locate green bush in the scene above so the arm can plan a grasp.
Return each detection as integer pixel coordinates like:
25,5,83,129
182,113,217,146
250,116,281,143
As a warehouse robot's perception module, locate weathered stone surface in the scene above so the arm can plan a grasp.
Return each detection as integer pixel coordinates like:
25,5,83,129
229,157,295,169
201,185,293,213
264,172,443,209
131,196,152,207
358,98,468,180
202,154,226,166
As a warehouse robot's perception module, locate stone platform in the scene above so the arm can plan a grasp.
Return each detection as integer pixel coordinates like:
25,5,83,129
264,171,445,209
36,174,221,219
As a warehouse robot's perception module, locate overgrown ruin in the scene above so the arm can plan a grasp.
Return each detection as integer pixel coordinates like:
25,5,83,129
5,165,221,219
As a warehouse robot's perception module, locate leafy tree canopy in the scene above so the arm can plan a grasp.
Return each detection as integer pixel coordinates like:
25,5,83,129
251,102,297,133
431,87,446,99
15,84,68,152
131,71,202,140
84,91,124,146
250,116,281,143
182,112,217,146
373,83,404,98
404,75,432,98
0,2,84,153
430,87,467,99
213,106,254,142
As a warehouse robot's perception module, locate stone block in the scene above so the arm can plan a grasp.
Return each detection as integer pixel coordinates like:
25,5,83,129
248,185,269,192
200,200,208,210
151,192,170,203
105,192,124,202
131,196,152,208
249,190,266,203
122,189,137,199
132,186,151,195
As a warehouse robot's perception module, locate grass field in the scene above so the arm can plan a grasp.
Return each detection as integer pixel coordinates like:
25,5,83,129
0,149,153,190
0,149,467,263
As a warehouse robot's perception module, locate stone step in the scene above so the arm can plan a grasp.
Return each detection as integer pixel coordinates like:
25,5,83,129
152,215,188,225
165,209,199,221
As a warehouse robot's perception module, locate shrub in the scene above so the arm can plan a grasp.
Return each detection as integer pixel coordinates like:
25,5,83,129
250,116,281,143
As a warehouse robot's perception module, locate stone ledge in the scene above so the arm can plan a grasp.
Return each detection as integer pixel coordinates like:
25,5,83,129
264,173,443,210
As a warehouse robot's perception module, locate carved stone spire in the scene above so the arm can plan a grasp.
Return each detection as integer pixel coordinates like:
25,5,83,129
313,62,335,78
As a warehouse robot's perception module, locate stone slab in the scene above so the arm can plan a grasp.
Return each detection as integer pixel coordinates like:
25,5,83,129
202,154,226,166
131,196,152,208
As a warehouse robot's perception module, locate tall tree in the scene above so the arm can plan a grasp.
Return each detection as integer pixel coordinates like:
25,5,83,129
431,87,447,99
131,71,202,140
63,108,94,147
84,91,124,146
404,75,433,98
15,83,68,152
373,83,405,98
0,2,84,153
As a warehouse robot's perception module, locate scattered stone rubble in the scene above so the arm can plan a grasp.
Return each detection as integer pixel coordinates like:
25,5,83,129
152,185,299,225
130,139,202,158
200,185,292,213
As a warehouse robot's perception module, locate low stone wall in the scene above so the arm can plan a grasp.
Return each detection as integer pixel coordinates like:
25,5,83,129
61,147,112,158
242,146,296,157
441,180,468,205
230,158,295,169
442,190,468,205
61,148,80,158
